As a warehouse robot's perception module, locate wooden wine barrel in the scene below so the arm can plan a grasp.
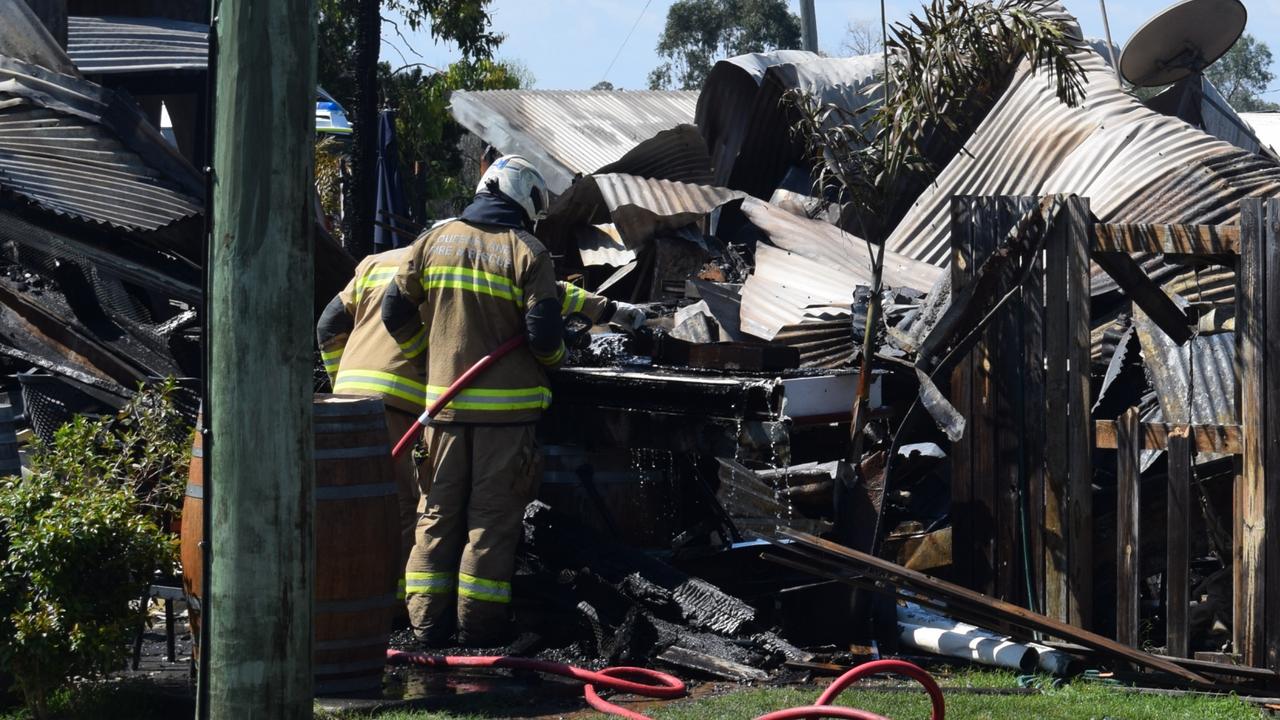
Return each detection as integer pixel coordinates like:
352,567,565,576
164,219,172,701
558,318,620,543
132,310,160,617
179,416,204,658
181,395,400,696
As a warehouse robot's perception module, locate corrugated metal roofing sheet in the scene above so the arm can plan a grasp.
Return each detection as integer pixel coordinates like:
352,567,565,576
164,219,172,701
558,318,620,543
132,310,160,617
696,50,818,187
728,54,882,199
546,173,744,248
448,90,700,194
737,198,943,340
885,48,1280,267
0,2,80,77
67,15,208,75
0,104,202,229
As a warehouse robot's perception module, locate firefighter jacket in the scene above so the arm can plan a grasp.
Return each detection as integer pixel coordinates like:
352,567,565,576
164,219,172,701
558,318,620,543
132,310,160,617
316,248,428,415
386,217,565,424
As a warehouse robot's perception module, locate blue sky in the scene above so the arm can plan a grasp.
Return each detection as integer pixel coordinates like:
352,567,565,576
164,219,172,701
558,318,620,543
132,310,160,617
379,1,1280,95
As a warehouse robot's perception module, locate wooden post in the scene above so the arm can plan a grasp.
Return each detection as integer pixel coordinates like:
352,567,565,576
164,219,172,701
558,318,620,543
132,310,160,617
1166,426,1192,658
208,1,316,717
1115,407,1141,647
1044,195,1092,627
949,196,1040,603
1236,197,1280,670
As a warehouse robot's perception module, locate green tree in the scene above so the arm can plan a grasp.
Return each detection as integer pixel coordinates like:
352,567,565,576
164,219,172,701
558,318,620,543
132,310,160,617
317,0,502,258
1206,33,1280,112
381,58,528,221
648,0,802,90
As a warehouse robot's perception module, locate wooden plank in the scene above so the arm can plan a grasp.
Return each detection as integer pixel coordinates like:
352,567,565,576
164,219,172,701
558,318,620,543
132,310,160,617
1092,251,1193,345
774,530,1216,686
950,197,976,592
657,646,769,682
1022,228,1047,612
1091,223,1241,255
1043,196,1070,623
1116,408,1142,648
1236,198,1266,667
1166,427,1192,658
971,197,1002,597
1094,421,1242,454
1264,198,1280,673
1065,196,1093,630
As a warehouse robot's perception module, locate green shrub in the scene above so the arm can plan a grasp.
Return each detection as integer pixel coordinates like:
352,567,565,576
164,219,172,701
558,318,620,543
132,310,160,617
0,381,190,718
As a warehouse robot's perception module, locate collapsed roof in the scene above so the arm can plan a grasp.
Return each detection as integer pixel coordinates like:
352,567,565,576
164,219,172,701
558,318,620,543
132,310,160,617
449,89,701,194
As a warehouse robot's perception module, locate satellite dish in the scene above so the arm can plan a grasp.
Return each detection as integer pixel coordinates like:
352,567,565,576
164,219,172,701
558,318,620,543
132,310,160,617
1119,0,1247,87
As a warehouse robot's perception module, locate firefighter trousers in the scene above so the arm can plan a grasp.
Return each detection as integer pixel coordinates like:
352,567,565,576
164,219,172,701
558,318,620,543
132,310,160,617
384,407,423,571
404,422,540,645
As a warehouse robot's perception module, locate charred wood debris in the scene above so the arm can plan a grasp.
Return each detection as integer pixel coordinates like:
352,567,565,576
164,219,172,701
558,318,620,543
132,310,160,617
2,2,1280,692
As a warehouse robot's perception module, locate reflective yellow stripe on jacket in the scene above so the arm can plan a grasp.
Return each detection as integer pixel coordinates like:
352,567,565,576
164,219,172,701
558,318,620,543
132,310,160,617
353,267,398,302
532,342,565,367
422,266,524,303
397,325,429,359
320,346,344,376
424,385,551,412
560,284,589,315
334,370,428,406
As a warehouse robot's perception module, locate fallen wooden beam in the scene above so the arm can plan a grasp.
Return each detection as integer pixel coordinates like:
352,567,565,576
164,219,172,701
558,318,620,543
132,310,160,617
1091,224,1240,255
1094,420,1241,454
657,645,768,682
1092,252,1192,345
768,529,1215,687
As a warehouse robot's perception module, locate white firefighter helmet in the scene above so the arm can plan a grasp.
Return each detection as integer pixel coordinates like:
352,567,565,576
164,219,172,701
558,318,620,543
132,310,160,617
476,155,551,222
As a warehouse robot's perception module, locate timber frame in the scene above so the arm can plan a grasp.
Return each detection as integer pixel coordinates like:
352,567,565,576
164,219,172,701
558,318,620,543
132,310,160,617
950,195,1279,675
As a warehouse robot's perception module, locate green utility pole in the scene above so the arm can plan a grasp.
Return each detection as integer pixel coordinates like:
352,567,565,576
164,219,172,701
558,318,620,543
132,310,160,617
207,0,317,718
799,0,818,53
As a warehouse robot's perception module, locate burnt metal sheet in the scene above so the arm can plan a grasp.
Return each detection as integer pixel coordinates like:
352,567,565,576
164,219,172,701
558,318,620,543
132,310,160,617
576,224,634,268
546,173,744,249
67,15,208,75
0,1,80,77
0,104,203,229
594,124,713,187
1134,309,1236,425
448,90,699,194
727,54,882,199
1144,76,1271,158
736,197,943,341
696,50,817,188
886,48,1280,269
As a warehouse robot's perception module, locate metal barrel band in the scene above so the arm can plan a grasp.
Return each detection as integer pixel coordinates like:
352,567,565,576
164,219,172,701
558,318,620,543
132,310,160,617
314,444,390,461
315,482,398,500
317,593,399,614
314,633,392,652
314,420,388,434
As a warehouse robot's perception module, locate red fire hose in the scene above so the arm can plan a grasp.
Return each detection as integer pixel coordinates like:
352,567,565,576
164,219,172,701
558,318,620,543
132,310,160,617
390,334,527,459
385,651,944,720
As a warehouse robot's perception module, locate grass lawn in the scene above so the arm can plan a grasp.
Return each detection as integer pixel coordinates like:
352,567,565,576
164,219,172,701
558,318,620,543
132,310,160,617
1,670,1269,719
315,669,1269,720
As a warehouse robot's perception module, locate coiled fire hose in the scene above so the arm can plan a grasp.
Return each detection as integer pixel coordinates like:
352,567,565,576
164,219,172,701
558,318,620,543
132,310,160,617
385,651,945,720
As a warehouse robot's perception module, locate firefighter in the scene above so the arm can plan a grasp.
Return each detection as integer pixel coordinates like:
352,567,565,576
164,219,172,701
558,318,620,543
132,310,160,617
315,248,641,595
315,246,424,571
382,155,603,646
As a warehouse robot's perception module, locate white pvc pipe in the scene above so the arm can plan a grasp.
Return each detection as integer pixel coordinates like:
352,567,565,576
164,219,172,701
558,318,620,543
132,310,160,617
898,621,1040,673
897,603,1075,675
